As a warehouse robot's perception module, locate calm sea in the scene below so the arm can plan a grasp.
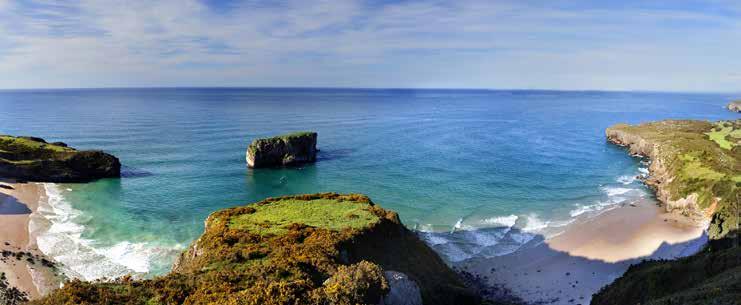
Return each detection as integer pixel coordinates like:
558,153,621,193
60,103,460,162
0,88,737,279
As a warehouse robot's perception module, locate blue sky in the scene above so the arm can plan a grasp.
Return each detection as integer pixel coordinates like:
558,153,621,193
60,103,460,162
0,0,739,91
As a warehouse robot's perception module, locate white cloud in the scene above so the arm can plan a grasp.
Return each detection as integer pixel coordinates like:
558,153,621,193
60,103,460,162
0,0,739,91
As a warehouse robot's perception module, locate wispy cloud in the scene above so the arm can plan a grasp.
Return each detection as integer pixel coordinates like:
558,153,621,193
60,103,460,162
0,0,739,91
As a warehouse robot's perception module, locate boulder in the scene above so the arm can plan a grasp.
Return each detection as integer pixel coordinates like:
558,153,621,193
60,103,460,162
0,135,120,182
246,131,318,168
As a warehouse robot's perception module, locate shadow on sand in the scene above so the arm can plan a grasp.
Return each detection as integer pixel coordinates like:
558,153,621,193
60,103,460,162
420,226,709,305
0,192,31,215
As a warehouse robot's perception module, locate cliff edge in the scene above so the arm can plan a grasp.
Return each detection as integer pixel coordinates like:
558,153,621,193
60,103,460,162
33,193,480,305
593,120,740,305
605,120,739,239
247,132,318,168
0,135,120,182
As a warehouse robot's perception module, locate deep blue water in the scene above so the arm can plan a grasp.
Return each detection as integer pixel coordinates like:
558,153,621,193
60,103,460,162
0,88,737,279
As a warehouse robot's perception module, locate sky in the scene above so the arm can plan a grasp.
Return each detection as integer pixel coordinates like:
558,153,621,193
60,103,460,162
0,0,739,91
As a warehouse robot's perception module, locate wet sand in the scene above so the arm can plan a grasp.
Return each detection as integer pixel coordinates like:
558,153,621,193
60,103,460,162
459,199,707,305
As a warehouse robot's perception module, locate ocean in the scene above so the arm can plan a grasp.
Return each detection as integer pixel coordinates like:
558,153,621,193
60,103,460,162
0,88,737,279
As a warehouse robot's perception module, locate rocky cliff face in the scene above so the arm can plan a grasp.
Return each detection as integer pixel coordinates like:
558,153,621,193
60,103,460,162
33,193,480,305
593,120,740,305
0,135,120,182
727,101,741,113
606,120,739,239
247,132,318,168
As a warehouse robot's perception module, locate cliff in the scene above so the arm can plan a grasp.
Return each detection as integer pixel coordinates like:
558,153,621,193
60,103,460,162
605,120,739,239
0,135,120,182
247,132,318,168
728,101,741,113
592,120,740,305
32,193,480,305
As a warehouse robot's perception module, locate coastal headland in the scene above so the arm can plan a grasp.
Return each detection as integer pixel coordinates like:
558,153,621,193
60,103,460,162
31,193,480,305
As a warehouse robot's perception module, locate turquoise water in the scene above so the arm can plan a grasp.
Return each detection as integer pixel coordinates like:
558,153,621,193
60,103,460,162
0,88,737,278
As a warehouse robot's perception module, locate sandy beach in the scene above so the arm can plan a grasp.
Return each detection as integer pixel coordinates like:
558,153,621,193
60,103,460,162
459,199,707,305
0,180,62,301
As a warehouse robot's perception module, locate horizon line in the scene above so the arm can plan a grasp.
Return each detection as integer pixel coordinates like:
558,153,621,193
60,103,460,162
0,86,738,95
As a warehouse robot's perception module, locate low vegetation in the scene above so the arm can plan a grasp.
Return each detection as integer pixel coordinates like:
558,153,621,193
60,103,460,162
591,233,741,305
32,193,479,305
596,120,740,305
608,120,740,239
0,135,120,182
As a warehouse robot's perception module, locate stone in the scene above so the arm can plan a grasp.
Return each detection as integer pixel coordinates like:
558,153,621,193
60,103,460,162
246,131,318,168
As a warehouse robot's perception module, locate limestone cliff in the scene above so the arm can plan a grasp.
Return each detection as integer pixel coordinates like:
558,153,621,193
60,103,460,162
593,120,740,305
247,132,318,168
33,193,480,305
0,135,120,182
605,120,739,239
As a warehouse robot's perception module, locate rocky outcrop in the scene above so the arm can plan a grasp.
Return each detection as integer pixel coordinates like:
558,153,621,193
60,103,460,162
727,101,741,113
606,120,739,239
35,193,480,305
0,135,120,182
246,131,318,168
594,120,740,305
605,124,702,220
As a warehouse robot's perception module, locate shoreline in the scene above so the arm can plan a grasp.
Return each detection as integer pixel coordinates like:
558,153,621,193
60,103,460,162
0,180,63,301
458,198,707,305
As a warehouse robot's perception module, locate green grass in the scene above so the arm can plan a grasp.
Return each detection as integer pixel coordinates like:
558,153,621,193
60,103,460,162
608,120,740,240
278,131,316,139
704,122,738,150
229,198,379,235
0,135,74,153
678,154,726,181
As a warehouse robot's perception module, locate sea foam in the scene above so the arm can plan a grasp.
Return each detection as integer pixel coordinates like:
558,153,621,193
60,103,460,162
31,184,178,281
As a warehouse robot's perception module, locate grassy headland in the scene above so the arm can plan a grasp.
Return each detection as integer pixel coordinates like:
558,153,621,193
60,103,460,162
0,135,120,182
606,120,739,239
594,120,740,305
32,193,479,305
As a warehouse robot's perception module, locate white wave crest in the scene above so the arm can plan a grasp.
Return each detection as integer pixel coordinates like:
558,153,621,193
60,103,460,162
32,184,178,281
521,214,549,233
481,214,518,228
601,186,634,197
616,175,636,185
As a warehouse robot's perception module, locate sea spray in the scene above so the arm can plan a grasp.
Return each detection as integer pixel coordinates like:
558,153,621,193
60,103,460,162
30,184,181,281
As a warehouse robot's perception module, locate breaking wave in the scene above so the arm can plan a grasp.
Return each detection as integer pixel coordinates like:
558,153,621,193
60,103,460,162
30,184,181,281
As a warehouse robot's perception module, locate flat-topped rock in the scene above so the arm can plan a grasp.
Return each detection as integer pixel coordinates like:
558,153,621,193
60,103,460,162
35,193,479,305
727,100,741,113
246,131,318,168
0,135,120,182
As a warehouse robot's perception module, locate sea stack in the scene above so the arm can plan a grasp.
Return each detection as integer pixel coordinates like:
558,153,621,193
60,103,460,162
727,100,741,113
0,135,120,182
246,131,318,168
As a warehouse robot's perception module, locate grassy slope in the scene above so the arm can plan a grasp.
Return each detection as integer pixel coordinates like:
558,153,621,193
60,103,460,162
592,120,740,305
0,135,76,162
32,193,479,305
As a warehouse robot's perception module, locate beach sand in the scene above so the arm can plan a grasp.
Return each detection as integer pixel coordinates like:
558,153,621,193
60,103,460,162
0,180,62,300
459,199,707,305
